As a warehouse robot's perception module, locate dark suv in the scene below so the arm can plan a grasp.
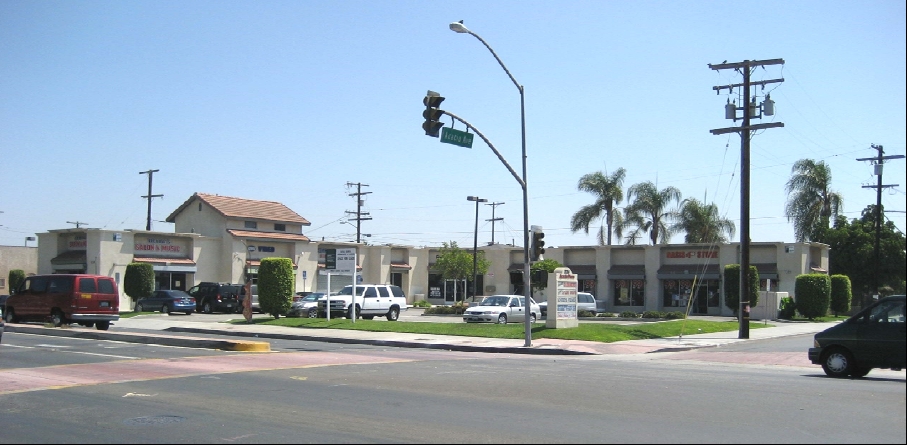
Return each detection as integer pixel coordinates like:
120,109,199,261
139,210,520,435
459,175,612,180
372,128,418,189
187,282,241,314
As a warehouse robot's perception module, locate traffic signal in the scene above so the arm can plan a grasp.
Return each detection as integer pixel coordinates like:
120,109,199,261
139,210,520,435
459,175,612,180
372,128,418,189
531,229,545,262
422,91,445,137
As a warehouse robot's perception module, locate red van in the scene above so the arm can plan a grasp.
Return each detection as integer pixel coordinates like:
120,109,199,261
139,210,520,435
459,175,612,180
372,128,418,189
3,274,120,330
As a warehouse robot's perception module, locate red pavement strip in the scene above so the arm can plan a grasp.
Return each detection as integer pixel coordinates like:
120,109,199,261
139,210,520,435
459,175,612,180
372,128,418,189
0,352,419,396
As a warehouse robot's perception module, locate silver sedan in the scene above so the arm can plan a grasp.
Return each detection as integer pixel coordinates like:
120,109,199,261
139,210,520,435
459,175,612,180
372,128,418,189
462,295,541,324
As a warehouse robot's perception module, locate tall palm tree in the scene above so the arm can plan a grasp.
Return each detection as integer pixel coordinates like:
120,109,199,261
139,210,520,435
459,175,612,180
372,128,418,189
670,198,736,243
618,181,682,245
570,168,626,245
784,159,843,242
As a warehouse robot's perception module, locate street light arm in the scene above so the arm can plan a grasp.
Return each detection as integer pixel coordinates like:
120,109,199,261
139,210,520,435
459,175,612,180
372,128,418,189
442,110,526,189
463,31,523,94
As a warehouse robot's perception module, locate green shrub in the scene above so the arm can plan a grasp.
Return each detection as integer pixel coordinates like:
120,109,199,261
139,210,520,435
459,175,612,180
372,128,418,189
124,263,155,301
259,257,295,318
619,311,639,318
724,264,760,314
829,275,852,316
778,297,797,319
423,302,469,315
578,309,597,317
599,312,617,318
641,310,665,319
795,274,831,319
412,300,432,308
8,269,26,294
664,311,686,320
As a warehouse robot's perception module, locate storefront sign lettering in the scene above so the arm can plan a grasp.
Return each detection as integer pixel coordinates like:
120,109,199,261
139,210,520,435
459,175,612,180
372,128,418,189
666,250,717,259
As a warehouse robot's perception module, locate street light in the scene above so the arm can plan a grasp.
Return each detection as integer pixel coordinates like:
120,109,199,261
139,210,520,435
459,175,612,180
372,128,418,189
451,21,532,347
467,196,488,302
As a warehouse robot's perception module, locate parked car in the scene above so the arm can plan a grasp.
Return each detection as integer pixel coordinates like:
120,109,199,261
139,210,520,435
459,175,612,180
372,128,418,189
135,290,196,315
236,284,260,313
288,292,325,318
317,284,408,321
808,294,906,378
187,282,241,314
539,291,597,317
2,274,119,330
463,294,541,324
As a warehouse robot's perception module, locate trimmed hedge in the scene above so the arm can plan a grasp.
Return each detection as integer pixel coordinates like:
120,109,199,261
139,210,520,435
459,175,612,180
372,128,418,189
829,274,852,316
259,257,295,318
723,264,760,313
124,262,155,301
794,274,831,319
8,269,26,294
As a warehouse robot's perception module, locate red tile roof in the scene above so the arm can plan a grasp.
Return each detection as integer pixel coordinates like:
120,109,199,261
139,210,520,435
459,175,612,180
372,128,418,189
166,193,310,225
227,229,311,242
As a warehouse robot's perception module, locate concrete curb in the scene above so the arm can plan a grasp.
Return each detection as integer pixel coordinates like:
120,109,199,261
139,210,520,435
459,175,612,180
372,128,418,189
5,324,271,352
163,326,595,355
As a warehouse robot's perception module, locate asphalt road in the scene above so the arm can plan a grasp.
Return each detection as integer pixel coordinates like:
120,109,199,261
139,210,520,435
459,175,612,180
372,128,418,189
2,329,904,444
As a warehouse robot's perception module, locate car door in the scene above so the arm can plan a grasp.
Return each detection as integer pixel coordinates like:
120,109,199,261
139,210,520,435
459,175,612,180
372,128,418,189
510,297,525,322
376,286,392,313
862,298,907,367
359,286,380,315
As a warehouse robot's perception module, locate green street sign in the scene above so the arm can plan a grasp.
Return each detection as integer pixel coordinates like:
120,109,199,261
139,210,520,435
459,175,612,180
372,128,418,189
440,127,474,148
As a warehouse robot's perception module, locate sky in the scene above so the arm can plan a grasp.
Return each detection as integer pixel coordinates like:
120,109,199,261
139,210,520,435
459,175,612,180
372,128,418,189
1,0,905,251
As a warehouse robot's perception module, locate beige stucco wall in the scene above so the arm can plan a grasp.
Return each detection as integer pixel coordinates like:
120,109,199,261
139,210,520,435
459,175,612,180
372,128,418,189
0,245,38,293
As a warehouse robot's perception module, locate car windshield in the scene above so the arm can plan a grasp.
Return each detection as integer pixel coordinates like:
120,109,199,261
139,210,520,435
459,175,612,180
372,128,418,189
482,296,511,307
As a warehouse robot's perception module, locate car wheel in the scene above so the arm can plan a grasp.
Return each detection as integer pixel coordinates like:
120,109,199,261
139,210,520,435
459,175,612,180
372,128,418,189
51,310,66,327
162,305,170,315
386,307,400,321
821,347,855,378
496,313,508,324
96,321,110,331
307,308,318,318
529,313,537,323
850,366,872,378
4,308,17,323
136,302,145,312
202,302,213,314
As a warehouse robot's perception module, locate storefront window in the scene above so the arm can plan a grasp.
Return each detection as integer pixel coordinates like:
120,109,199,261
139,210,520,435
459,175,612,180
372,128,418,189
614,279,644,306
663,279,720,313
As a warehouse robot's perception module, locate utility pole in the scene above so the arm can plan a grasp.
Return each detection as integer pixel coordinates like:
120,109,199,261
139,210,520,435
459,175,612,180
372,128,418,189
66,221,87,228
346,182,372,243
709,58,785,339
140,169,163,231
485,202,504,245
856,144,905,308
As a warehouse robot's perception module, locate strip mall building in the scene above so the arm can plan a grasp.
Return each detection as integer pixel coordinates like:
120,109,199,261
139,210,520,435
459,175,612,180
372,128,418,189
33,193,829,317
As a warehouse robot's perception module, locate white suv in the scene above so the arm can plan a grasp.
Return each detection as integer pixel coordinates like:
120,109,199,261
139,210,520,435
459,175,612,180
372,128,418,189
317,284,408,321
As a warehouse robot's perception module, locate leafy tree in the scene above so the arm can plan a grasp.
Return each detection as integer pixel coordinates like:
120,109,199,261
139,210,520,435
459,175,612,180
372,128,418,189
670,198,736,243
124,263,155,304
784,159,843,242
723,264,760,314
829,274,852,316
433,241,490,302
570,168,626,245
258,257,294,319
530,258,562,293
794,274,831,319
8,269,26,294
823,206,906,306
618,181,681,245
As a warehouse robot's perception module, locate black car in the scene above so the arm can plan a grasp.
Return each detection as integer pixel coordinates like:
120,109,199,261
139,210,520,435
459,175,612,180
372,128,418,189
808,295,906,378
135,290,196,315
187,282,241,314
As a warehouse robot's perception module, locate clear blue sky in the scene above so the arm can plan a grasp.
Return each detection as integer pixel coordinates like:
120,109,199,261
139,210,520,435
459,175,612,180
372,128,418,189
2,0,905,250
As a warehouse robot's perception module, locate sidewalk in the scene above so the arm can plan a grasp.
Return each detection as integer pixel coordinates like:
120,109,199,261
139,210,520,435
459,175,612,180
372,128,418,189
6,314,839,356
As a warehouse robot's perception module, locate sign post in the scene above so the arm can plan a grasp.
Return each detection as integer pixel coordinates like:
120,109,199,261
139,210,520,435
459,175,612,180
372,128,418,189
546,267,578,329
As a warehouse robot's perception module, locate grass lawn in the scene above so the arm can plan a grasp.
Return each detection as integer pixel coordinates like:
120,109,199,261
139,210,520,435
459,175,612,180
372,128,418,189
230,317,773,343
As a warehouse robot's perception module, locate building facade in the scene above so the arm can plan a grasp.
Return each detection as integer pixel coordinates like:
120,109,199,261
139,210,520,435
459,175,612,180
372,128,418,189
0,245,38,295
30,193,829,317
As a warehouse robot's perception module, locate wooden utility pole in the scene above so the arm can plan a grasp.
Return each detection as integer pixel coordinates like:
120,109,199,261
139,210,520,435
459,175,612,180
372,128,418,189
856,144,905,307
346,182,372,243
485,201,505,245
709,58,785,339
140,169,163,231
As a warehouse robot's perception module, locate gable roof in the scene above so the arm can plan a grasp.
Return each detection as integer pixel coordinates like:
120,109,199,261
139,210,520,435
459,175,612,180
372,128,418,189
165,193,311,225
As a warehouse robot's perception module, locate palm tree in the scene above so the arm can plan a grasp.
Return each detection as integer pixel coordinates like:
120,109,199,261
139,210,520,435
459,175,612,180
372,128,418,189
618,181,682,245
570,168,626,245
784,159,843,242
670,198,736,243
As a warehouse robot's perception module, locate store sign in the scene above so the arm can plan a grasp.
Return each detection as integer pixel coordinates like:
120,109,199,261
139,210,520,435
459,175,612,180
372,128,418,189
68,235,87,250
665,250,717,259
133,237,185,256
